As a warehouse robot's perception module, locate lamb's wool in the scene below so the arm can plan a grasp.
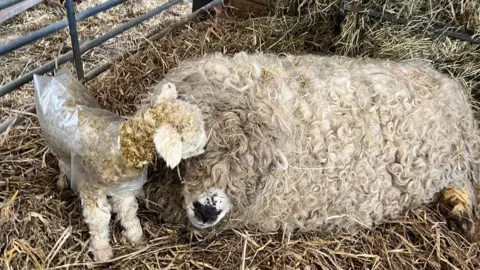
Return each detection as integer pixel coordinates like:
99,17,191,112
144,52,480,234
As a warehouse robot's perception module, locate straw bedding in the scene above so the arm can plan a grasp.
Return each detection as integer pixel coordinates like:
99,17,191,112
348,0,480,32
335,0,480,101
1,0,480,269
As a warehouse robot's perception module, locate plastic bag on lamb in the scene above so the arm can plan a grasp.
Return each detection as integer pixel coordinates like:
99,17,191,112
70,150,148,193
33,69,146,192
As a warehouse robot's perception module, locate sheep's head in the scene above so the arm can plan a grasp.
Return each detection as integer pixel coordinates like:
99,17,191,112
178,107,285,230
120,82,207,169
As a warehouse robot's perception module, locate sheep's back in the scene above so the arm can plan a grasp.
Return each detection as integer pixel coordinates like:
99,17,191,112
272,55,479,233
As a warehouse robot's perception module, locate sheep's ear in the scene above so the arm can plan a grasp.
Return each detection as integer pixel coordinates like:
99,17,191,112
153,124,183,168
157,82,178,102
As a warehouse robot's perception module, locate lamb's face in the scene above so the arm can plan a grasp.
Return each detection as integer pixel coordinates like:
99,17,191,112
185,187,231,229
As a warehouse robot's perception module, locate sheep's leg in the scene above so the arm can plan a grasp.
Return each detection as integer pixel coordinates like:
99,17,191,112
110,190,144,246
437,183,477,240
80,189,114,262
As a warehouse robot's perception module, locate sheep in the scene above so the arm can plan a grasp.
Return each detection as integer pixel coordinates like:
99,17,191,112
142,52,480,239
33,69,207,262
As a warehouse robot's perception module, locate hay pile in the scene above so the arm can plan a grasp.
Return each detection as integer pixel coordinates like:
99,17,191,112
336,0,480,100
347,0,480,31
1,0,480,269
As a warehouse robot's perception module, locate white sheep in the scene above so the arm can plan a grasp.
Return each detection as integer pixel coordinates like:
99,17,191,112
142,52,480,238
33,69,207,262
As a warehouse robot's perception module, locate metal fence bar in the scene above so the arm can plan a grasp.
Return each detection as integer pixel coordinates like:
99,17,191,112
0,0,181,98
192,0,216,20
344,3,480,44
65,0,84,80
0,0,24,10
0,0,127,56
0,0,43,23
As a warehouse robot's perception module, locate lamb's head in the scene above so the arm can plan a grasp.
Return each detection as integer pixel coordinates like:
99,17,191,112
120,82,207,169
151,83,208,168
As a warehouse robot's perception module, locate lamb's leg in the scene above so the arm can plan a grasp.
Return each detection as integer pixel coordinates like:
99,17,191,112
80,189,113,262
56,160,70,191
437,182,477,240
110,190,144,246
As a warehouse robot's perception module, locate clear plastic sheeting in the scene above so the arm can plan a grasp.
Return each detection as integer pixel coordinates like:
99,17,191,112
33,69,147,193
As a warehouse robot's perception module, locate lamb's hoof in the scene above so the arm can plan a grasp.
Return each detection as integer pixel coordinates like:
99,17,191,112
132,239,146,249
92,246,113,262
56,172,68,191
438,187,476,240
128,235,145,247
123,230,145,247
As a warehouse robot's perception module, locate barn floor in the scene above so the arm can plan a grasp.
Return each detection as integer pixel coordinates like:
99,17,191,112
1,0,480,269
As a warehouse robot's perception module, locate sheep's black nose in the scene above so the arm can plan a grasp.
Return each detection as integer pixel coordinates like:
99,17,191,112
193,201,221,223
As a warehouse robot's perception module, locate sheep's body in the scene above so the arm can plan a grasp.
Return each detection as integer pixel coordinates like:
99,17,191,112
144,52,480,235
33,70,207,261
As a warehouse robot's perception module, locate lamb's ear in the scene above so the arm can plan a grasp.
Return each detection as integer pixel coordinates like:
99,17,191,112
156,82,178,102
153,124,183,168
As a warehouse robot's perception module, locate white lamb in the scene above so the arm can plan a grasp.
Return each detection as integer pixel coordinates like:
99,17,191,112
142,52,480,239
33,69,207,262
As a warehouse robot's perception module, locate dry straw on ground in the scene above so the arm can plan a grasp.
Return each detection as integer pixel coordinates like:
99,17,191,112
1,0,480,269
347,0,480,32
335,0,480,101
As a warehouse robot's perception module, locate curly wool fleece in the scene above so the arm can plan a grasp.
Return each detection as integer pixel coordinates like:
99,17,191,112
143,52,480,234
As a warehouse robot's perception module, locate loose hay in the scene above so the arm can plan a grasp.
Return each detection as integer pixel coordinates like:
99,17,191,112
336,3,480,101
347,0,480,32
1,3,480,270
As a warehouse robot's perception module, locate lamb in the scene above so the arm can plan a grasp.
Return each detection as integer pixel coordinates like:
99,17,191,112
142,52,480,238
33,69,207,262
